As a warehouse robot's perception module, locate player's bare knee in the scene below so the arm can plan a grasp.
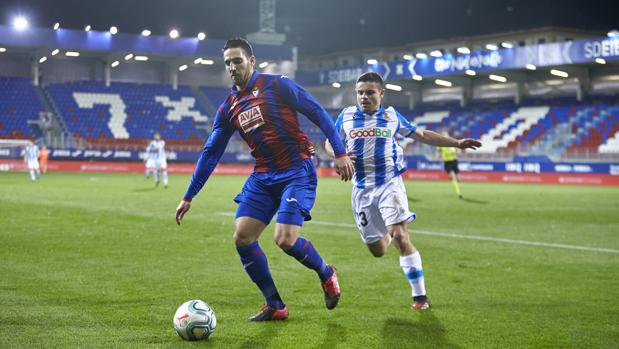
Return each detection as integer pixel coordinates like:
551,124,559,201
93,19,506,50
370,249,385,258
233,231,254,246
277,239,294,250
273,231,296,250
367,241,387,257
392,230,409,244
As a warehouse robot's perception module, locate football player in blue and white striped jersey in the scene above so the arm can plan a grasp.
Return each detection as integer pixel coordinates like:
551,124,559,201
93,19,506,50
326,72,481,310
23,143,41,181
146,133,168,188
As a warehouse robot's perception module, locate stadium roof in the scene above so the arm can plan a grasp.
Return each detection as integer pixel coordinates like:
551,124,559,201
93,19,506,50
1,0,616,55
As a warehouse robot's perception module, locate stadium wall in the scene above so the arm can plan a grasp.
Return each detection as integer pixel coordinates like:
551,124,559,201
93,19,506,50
0,55,31,78
2,160,619,186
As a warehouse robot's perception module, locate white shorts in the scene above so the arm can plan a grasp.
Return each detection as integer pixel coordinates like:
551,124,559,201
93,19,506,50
351,175,416,244
145,159,156,169
27,160,40,171
155,158,167,170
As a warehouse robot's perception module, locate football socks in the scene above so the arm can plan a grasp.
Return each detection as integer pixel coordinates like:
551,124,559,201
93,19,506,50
285,237,334,282
237,241,285,309
400,251,427,297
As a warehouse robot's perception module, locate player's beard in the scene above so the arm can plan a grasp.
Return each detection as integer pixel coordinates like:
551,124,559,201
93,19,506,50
231,68,253,88
231,73,246,87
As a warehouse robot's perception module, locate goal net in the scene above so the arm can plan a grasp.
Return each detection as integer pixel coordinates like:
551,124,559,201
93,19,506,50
0,139,34,159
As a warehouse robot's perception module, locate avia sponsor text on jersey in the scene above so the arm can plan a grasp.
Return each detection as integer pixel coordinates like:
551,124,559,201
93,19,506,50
238,106,265,133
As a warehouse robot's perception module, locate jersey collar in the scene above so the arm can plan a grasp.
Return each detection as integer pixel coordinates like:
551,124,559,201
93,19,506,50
354,105,385,118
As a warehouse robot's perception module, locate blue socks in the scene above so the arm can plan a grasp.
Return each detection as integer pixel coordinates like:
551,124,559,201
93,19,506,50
236,238,333,310
285,237,333,282
237,241,285,309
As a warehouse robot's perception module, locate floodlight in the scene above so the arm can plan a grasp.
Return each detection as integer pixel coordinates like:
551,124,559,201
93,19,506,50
13,16,29,31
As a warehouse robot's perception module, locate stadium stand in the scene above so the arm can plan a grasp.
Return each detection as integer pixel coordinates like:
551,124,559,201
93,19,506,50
399,97,619,160
45,81,210,150
0,77,45,140
2,75,617,160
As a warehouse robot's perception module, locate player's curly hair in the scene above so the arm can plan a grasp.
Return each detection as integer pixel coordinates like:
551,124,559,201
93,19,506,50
357,72,384,88
223,37,254,57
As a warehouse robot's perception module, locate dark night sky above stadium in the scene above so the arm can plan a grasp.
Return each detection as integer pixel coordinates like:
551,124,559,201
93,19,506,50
1,0,617,55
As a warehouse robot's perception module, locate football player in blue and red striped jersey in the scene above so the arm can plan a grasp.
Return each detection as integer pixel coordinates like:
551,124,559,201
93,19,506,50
176,38,354,321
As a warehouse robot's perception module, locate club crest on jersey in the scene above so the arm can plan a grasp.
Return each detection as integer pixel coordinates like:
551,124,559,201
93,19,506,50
252,87,260,97
348,127,392,139
238,106,265,133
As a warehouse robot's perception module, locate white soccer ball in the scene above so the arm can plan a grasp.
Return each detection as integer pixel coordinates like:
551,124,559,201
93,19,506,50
173,300,217,341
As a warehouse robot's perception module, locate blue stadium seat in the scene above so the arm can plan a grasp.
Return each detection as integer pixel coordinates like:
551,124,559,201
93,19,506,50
0,77,45,140
46,81,210,148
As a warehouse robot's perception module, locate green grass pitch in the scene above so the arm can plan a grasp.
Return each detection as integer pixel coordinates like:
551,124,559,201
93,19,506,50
1,171,618,348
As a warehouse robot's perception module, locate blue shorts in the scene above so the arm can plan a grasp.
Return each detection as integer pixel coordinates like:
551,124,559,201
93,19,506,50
234,159,317,226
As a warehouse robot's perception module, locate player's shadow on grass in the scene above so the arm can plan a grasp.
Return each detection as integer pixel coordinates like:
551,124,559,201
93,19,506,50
460,197,488,205
382,313,461,349
238,321,287,349
313,322,347,349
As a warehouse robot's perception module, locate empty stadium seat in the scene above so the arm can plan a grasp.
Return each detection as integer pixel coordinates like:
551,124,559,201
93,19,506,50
0,77,45,140
46,81,210,149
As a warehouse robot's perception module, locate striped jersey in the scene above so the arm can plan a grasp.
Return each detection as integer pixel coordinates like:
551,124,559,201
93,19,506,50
24,144,40,162
183,72,346,201
146,140,166,160
335,106,417,189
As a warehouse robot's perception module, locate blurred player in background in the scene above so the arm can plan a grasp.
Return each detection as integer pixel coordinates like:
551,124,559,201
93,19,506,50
438,135,463,199
39,145,49,174
326,72,481,310
146,133,168,188
144,138,158,180
175,38,354,321
24,142,40,181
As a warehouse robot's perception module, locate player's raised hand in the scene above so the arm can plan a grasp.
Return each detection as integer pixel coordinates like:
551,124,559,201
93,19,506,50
457,139,482,150
175,200,191,225
334,155,355,181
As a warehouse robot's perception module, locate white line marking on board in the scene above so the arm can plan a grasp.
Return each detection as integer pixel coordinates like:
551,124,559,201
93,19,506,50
215,212,619,254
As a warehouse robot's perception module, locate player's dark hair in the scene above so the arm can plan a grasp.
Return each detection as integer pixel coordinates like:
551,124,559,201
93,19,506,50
223,37,254,57
357,72,384,88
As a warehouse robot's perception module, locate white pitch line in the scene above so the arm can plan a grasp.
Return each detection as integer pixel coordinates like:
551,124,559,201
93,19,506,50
215,212,619,254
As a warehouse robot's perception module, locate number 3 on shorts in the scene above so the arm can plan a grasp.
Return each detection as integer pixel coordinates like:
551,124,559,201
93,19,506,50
357,211,368,227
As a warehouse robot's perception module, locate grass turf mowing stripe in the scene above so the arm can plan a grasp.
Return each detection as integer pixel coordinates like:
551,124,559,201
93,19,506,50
215,212,619,254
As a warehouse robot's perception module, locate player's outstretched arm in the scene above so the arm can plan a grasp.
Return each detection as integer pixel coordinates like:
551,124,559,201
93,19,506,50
411,129,482,149
175,200,191,225
456,138,482,150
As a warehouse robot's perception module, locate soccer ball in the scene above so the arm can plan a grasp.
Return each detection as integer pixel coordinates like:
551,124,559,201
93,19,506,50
173,300,217,341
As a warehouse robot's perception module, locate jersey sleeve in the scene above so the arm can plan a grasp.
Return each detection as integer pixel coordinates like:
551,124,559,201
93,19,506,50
183,106,235,201
394,109,417,138
334,109,347,143
277,75,347,157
